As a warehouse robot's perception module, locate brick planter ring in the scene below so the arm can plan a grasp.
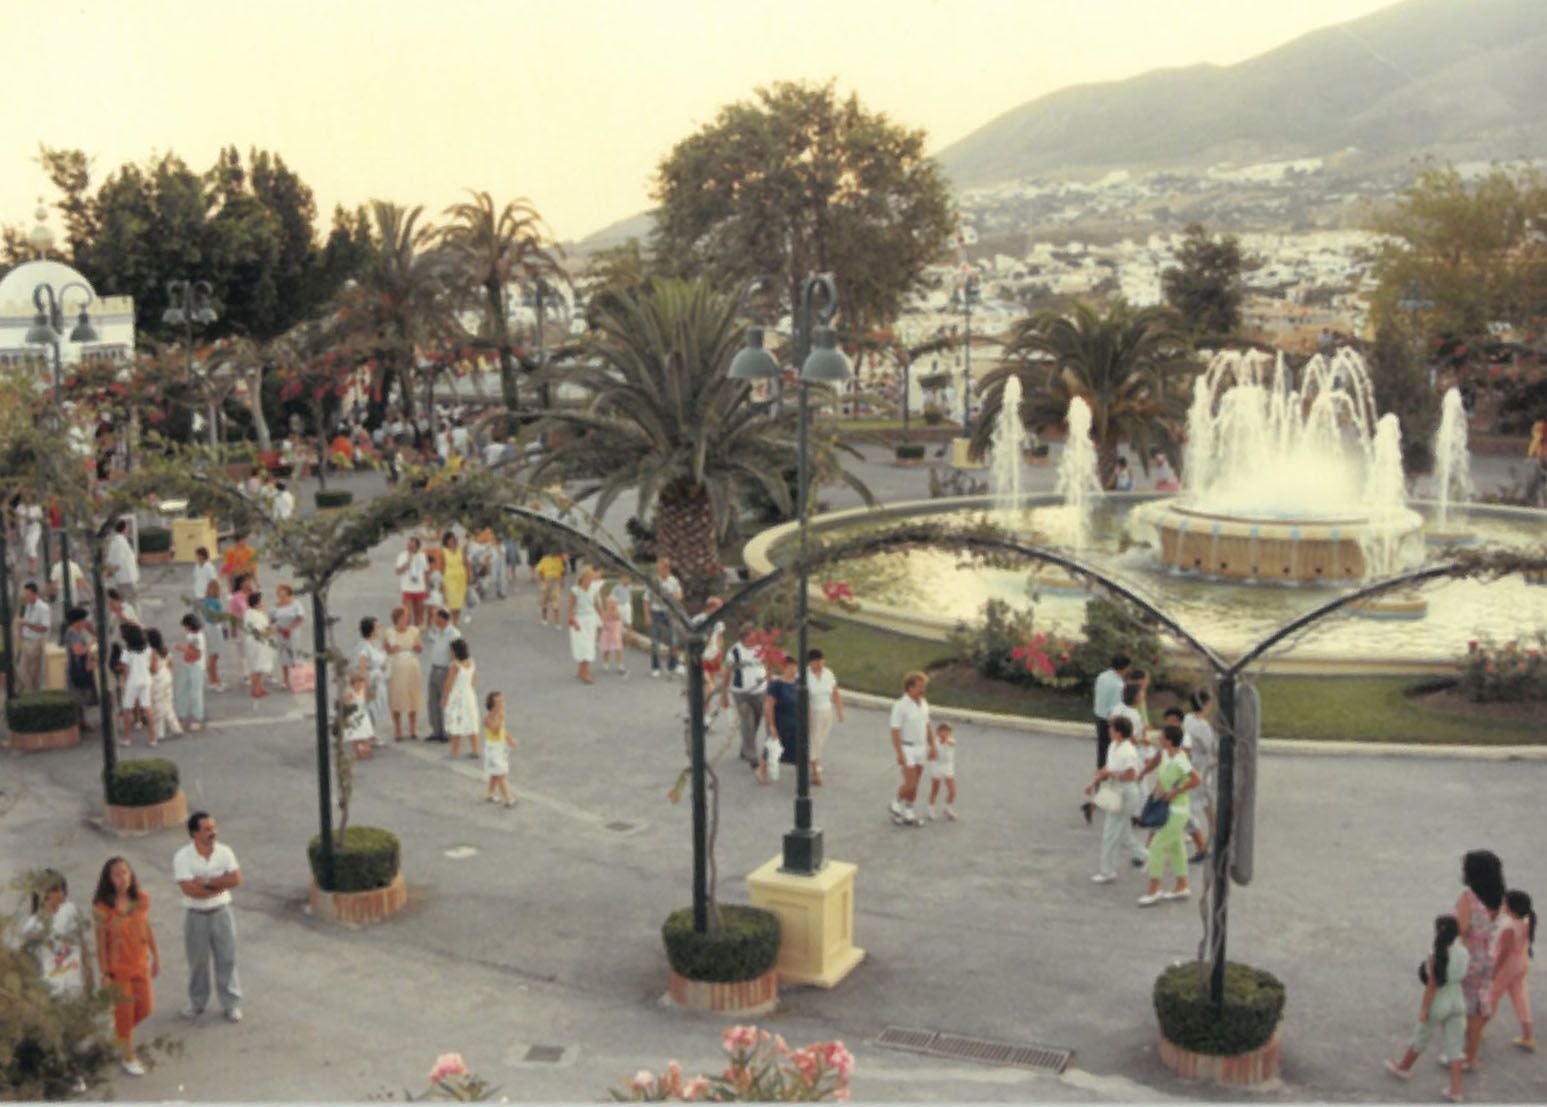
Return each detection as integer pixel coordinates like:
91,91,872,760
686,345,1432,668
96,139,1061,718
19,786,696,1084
309,872,408,927
8,724,81,752
107,788,189,834
1157,1029,1281,1087
667,968,779,1015
139,551,173,565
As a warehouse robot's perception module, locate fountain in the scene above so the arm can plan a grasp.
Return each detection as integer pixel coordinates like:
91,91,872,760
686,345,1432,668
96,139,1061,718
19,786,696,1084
1139,349,1423,584
1427,387,1475,543
1054,396,1102,554
990,375,1024,512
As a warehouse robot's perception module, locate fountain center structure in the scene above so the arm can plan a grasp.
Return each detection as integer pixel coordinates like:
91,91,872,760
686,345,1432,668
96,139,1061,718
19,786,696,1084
1139,348,1424,583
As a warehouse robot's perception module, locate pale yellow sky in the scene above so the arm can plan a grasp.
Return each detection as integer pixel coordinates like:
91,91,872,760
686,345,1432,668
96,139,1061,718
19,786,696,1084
3,0,1399,244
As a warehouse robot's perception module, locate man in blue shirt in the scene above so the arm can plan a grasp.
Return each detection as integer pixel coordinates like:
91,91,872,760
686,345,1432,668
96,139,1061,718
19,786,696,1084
1082,653,1131,823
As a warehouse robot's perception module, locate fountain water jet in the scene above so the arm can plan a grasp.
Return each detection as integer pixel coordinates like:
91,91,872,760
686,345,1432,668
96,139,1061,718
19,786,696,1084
1054,395,1102,554
1428,387,1474,541
991,375,1024,513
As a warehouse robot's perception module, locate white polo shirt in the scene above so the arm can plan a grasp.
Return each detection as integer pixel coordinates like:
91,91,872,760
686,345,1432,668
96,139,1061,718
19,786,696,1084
397,550,428,593
173,841,240,910
192,559,219,601
19,598,51,641
889,693,931,748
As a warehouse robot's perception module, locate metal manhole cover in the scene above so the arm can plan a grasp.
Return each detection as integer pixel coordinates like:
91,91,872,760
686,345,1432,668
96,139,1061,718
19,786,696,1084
604,821,637,832
524,1044,567,1064
877,1027,1072,1075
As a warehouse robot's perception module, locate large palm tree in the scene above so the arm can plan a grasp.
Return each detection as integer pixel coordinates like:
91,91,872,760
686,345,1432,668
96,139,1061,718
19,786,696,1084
338,201,456,419
970,300,1192,483
524,277,867,599
440,190,566,413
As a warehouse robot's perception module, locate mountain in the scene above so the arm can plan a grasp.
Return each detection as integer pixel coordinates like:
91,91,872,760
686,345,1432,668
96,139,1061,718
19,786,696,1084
569,208,656,260
936,0,1547,188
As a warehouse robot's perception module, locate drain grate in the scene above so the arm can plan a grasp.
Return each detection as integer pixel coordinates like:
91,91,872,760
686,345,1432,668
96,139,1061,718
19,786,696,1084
876,1027,1072,1075
523,1044,567,1064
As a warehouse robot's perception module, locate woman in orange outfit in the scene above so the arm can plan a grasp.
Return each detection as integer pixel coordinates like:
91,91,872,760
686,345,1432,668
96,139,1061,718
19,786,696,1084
92,857,160,1077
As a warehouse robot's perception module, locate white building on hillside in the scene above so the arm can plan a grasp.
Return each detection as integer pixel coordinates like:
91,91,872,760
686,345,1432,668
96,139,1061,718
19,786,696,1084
0,257,135,388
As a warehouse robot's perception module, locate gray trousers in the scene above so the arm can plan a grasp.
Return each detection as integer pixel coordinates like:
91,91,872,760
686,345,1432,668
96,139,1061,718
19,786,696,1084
732,691,765,764
427,665,450,738
1099,784,1148,876
184,905,242,1013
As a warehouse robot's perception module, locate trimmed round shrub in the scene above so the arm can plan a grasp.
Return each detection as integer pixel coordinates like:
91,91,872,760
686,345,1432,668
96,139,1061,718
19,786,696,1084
6,691,79,734
106,759,180,806
138,526,173,554
1153,961,1285,1056
662,904,781,983
314,489,354,509
895,443,927,461
307,826,400,892
1029,443,1050,458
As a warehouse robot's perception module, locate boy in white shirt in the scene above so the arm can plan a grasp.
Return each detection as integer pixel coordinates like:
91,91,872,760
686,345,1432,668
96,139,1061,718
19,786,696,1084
925,722,958,822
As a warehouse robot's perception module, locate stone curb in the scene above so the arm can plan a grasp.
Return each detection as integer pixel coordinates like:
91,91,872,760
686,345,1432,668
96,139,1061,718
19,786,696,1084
840,690,1547,762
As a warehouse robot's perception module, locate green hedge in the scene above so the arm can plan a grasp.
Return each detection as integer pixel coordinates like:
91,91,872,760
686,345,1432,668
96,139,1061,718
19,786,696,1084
307,826,400,892
138,526,173,553
106,759,180,806
5,691,78,734
314,489,354,509
662,904,781,983
1153,961,1285,1055
895,443,927,461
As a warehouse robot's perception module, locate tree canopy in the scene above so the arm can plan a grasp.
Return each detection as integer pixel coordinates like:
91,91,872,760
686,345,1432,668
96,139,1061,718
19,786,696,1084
1161,223,1256,340
651,81,956,336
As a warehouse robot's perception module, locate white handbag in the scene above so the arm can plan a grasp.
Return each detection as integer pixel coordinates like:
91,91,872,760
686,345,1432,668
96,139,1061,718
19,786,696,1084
1092,779,1123,814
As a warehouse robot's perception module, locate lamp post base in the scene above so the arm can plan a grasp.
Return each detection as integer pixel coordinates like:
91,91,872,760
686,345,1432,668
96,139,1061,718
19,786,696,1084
781,827,824,876
747,854,864,989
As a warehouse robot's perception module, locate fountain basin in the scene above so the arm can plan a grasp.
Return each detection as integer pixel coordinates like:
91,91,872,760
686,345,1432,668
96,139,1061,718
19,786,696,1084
1141,502,1424,583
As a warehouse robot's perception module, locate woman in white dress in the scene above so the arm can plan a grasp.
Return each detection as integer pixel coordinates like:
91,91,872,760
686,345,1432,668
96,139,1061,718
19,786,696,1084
118,623,158,747
17,495,43,574
243,592,276,698
441,638,480,759
566,565,605,683
353,616,391,745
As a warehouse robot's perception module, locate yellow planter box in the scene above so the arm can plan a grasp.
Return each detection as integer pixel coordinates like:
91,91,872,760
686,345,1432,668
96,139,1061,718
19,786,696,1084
746,856,864,988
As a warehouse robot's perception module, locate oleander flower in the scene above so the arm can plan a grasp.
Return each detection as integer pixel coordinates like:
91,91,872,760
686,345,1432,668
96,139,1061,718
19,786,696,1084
429,1053,468,1084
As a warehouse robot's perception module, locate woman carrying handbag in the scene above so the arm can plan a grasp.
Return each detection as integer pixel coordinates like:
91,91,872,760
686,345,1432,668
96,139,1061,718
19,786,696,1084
1084,714,1148,884
1137,723,1200,907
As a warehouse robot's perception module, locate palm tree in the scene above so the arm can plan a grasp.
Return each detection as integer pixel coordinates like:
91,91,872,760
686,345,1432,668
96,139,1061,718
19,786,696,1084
338,201,456,420
440,190,566,413
970,300,1192,484
524,277,867,599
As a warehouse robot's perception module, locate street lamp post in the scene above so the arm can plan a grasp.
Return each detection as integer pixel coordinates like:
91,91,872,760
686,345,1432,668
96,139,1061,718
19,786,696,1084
163,280,220,448
730,273,851,876
25,282,99,399
959,272,979,436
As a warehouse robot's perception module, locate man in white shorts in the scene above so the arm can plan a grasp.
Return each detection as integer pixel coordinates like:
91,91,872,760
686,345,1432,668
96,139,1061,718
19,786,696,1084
888,671,936,827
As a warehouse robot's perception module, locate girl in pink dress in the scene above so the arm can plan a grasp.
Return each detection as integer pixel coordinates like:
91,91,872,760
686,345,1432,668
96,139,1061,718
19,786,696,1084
598,594,627,676
1487,889,1536,1052
1456,849,1505,1070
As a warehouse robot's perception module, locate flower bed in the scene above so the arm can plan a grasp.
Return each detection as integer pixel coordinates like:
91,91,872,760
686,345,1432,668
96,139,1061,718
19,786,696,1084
1461,634,1547,703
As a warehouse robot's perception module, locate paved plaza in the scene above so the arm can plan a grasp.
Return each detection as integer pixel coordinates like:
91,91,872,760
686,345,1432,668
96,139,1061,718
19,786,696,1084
3,451,1544,1102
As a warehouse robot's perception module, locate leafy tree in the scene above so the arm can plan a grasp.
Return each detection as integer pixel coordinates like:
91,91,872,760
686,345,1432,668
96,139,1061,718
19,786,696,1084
524,277,867,600
1370,163,1547,342
970,300,1191,483
1161,223,1255,339
1367,322,1439,476
440,190,566,413
652,81,955,334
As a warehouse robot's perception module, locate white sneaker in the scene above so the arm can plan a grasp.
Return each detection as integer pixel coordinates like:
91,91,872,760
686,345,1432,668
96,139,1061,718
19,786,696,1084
924,808,937,822
1137,892,1165,907
901,807,922,826
224,1007,243,1023
944,808,958,822
888,799,905,824
651,669,662,678
1164,888,1191,901
121,1058,146,1077
1091,872,1117,884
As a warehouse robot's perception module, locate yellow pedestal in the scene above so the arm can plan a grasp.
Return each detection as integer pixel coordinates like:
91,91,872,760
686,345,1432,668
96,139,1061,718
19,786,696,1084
746,856,864,988
949,437,985,469
43,644,67,691
171,517,218,564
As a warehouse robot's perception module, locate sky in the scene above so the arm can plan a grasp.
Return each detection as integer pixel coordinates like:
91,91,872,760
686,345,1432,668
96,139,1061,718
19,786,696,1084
2,0,1401,245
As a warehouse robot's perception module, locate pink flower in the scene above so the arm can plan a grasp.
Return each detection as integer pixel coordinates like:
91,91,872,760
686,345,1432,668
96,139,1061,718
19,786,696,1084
1468,639,1479,651
823,1041,855,1080
722,1025,759,1053
662,1061,683,1095
630,1069,655,1092
821,580,855,602
429,1053,468,1084
681,1077,710,1100
772,1034,790,1055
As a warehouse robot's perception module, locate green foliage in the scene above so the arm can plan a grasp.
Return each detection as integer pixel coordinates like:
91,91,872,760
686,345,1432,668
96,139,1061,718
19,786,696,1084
314,488,355,509
1460,634,1547,703
1153,961,1286,1056
308,826,401,893
922,404,946,426
1370,162,1547,341
894,443,926,460
1496,376,1547,436
1368,321,1439,474
106,759,181,806
5,692,78,734
138,525,173,553
662,904,781,983
1063,595,1165,692
652,80,956,332
1161,223,1257,339
949,599,1039,686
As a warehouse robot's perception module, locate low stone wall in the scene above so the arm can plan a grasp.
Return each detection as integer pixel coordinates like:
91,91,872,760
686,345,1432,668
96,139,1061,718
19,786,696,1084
308,872,408,927
107,788,189,834
667,968,779,1015
1157,1029,1281,1086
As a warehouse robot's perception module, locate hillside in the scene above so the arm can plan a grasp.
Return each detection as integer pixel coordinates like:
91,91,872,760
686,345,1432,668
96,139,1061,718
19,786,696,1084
937,0,1547,187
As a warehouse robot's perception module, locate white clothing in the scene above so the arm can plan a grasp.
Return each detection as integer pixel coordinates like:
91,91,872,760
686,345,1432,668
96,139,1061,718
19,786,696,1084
442,661,479,735
1109,703,1145,743
483,730,511,778
725,642,767,694
1182,713,1217,783
1105,739,1142,782
50,559,88,599
21,902,86,997
243,608,275,676
172,841,240,910
646,573,683,615
122,648,153,710
763,734,784,780
105,532,139,587
900,743,928,769
483,442,506,468
151,655,182,735
450,425,471,456
889,693,931,748
807,665,839,713
568,580,604,663
19,598,51,641
18,503,43,559
273,489,295,521
192,559,219,602
342,691,375,743
397,550,428,593
931,738,957,779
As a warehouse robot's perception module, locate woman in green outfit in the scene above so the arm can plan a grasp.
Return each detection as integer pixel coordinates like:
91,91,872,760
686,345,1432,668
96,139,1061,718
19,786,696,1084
1138,723,1199,907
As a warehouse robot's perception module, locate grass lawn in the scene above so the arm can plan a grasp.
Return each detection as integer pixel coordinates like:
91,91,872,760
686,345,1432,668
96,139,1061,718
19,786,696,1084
807,619,1544,746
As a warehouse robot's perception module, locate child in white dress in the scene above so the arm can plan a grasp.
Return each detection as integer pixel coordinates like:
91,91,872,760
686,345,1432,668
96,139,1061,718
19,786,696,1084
146,628,184,738
926,722,958,821
441,638,480,759
481,691,517,807
342,672,375,760
118,624,157,748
